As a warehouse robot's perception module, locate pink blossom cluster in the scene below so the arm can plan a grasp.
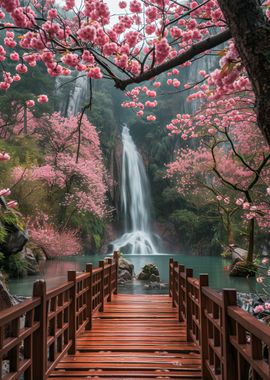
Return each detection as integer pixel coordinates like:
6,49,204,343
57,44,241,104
29,220,81,258
0,0,227,95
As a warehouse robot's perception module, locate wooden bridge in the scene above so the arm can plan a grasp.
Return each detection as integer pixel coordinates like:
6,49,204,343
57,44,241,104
1,253,270,380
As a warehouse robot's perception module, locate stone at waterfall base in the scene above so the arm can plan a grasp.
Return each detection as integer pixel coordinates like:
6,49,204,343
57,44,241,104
117,256,134,284
137,264,160,281
144,282,168,290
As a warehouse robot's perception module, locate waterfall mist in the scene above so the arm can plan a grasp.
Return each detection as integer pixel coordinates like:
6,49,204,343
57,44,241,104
112,125,159,254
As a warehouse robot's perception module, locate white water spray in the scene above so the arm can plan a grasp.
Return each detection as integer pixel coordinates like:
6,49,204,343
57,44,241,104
112,125,159,254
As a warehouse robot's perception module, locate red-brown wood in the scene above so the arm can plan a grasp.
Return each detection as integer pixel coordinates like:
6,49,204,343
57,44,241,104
49,294,202,379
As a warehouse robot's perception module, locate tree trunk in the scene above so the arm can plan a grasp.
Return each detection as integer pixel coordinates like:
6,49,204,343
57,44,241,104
23,105,27,134
218,0,270,145
227,220,235,245
246,218,255,263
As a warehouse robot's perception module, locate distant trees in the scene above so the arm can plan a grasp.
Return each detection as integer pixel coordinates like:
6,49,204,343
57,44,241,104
167,82,270,262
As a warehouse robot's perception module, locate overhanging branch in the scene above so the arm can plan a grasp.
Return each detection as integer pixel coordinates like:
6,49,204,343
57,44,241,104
114,29,231,90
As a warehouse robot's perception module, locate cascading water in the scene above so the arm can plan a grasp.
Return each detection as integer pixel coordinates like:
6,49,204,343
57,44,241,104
112,125,159,254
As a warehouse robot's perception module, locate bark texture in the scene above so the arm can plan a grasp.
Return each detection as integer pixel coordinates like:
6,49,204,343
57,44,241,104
218,0,270,145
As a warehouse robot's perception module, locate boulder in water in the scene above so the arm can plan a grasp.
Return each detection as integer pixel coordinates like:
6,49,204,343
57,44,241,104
137,264,160,281
118,256,134,284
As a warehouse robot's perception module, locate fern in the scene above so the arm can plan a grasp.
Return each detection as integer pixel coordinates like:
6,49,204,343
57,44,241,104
0,226,7,243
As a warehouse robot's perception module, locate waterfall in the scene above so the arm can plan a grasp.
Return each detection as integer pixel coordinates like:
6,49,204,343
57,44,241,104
55,74,89,116
112,125,159,254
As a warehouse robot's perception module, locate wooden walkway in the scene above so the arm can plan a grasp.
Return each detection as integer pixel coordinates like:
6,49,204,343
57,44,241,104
49,294,202,379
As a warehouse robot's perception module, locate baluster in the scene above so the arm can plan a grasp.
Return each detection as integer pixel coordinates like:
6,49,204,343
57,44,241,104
222,289,237,380
99,261,105,312
199,274,210,380
108,258,113,302
185,268,193,342
68,271,77,354
113,251,119,294
178,264,185,322
85,263,93,330
172,261,178,307
32,280,47,380
169,258,174,297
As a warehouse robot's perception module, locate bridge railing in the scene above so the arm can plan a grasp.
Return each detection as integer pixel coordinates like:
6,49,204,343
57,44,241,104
0,252,119,380
169,258,270,380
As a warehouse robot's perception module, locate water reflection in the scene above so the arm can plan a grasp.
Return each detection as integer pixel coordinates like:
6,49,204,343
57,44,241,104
8,253,257,297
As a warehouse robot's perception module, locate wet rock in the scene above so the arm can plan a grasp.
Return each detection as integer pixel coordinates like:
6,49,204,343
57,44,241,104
0,279,17,312
149,274,160,283
137,264,159,281
22,247,40,275
118,257,134,275
2,360,9,378
117,256,134,284
118,269,132,282
144,282,168,290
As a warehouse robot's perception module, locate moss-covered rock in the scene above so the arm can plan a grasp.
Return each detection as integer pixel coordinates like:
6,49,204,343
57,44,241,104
137,264,160,281
229,259,257,277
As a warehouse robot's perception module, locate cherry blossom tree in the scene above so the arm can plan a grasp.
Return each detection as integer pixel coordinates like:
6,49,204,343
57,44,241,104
167,87,270,263
0,0,270,145
11,112,107,216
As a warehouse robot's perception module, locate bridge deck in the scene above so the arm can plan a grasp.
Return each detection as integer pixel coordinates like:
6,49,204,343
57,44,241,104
49,294,202,379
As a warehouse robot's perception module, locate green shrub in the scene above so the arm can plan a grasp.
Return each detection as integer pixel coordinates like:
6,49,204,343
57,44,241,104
8,253,28,278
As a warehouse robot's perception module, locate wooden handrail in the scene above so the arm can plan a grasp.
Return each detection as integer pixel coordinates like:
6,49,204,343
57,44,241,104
0,251,119,380
169,258,270,380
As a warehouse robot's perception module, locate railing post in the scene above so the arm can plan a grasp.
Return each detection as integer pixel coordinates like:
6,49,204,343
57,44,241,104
32,280,47,380
108,258,113,302
68,270,77,354
113,251,119,295
199,274,210,380
222,289,237,380
85,263,93,330
169,258,174,296
99,260,105,312
178,264,185,322
172,261,178,307
185,268,193,342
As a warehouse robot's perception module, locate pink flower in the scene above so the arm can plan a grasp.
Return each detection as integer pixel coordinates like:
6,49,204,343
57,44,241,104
26,100,35,108
119,1,127,9
10,52,19,61
0,188,11,197
37,95,48,103
16,64,28,74
0,152,10,161
267,187,270,196
236,198,244,206
261,258,269,265
147,115,156,121
153,82,161,88
242,202,250,210
256,276,264,284
7,200,18,208
208,128,216,135
254,305,264,313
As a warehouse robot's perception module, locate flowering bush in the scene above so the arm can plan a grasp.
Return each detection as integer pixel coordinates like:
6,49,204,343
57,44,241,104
29,220,81,258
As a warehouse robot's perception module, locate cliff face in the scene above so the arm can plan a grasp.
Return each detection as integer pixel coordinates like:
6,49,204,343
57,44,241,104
108,130,123,218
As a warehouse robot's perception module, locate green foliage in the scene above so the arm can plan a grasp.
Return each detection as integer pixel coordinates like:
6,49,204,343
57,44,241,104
0,252,5,267
7,253,28,278
0,225,7,244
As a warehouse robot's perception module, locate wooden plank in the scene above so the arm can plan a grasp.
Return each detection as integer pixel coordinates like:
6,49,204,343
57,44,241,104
49,294,202,379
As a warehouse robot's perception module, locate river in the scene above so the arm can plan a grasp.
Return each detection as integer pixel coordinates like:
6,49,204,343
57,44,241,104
8,253,258,297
